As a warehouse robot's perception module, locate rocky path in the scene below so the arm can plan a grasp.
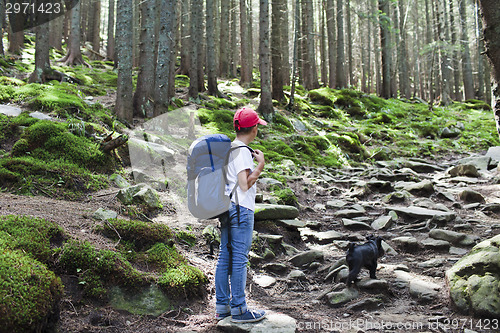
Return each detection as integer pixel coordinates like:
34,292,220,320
2,149,500,332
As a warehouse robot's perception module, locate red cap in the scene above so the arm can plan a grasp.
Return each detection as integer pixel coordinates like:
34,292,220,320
233,107,268,130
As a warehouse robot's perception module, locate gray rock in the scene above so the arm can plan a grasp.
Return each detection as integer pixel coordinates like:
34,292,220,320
459,189,485,203
109,284,171,316
429,229,478,247
342,218,372,230
403,160,444,173
326,288,359,307
0,104,22,117
326,199,348,209
421,238,451,251
386,205,455,222
400,180,435,196
254,204,299,220
92,208,118,220
29,111,54,121
259,178,284,190
448,164,480,177
217,311,297,333
357,279,388,290
282,243,300,256
277,219,306,229
446,234,500,318
253,275,277,288
289,250,324,267
456,156,491,171
409,279,440,303
382,191,412,204
290,118,308,132
392,236,419,251
299,228,345,244
263,263,288,274
334,209,365,218
287,270,306,280
371,216,393,230
110,174,131,188
259,234,283,245
117,184,162,209
449,247,468,255
346,297,384,311
485,146,500,163
417,258,447,268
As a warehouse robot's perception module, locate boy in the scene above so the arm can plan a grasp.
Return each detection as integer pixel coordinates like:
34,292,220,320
215,107,267,323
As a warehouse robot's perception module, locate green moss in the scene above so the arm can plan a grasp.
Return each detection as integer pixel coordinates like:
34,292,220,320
0,76,25,86
175,75,190,88
0,215,64,263
176,230,197,247
272,111,294,131
145,243,186,269
272,188,298,206
196,108,235,137
59,240,147,298
463,99,492,111
98,219,174,251
204,96,237,109
0,249,63,333
309,87,336,106
158,263,206,297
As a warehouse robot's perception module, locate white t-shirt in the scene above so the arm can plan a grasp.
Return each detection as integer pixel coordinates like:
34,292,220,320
225,139,256,211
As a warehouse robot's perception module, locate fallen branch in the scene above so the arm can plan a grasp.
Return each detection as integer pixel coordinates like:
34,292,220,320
100,134,128,153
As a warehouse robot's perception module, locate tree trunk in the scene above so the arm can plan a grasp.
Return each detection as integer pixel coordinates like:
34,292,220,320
477,0,500,139
282,0,289,85
459,0,475,100
179,0,190,75
29,4,51,83
320,6,328,86
379,0,392,98
449,0,461,101
133,0,156,118
107,0,115,60
257,0,273,120
219,0,230,77
49,1,64,50
7,11,25,54
230,0,238,77
60,0,85,66
438,0,451,104
475,1,485,101
239,0,252,86
154,0,177,116
271,0,285,102
0,0,5,55
196,0,205,93
398,0,410,99
346,0,353,86
325,0,336,88
92,0,101,57
206,0,220,96
336,0,346,89
115,0,134,124
189,0,200,98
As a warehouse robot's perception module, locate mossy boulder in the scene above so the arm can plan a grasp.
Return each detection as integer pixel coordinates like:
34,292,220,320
309,87,336,107
0,250,63,333
446,234,500,318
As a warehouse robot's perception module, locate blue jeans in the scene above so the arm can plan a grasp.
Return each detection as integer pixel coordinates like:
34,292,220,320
215,203,254,316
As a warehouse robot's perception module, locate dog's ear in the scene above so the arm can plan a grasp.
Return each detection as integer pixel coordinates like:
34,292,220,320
376,237,385,256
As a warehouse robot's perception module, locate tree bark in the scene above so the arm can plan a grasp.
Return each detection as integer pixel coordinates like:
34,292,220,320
219,0,230,77
0,0,5,55
336,0,346,89
398,0,410,99
178,0,190,75
325,0,336,88
206,0,220,96
346,0,353,86
230,0,238,77
475,1,485,101
257,0,273,120
49,0,64,50
154,0,177,116
239,0,252,86
133,0,156,118
271,0,285,102
449,0,461,101
29,2,51,83
379,0,392,98
477,0,500,139
459,0,475,100
60,0,85,66
115,0,134,124
106,0,115,60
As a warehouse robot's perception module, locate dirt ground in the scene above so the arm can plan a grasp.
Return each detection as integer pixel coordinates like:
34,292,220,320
2,165,500,333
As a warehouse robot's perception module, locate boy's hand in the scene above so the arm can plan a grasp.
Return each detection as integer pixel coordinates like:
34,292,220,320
252,149,265,164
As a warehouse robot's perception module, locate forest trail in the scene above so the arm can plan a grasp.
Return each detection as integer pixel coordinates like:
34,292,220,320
2,149,500,332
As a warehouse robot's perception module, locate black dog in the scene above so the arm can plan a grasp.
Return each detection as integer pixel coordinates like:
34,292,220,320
346,235,384,287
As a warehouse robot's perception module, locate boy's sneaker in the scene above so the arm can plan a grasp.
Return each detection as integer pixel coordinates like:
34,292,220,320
215,312,231,321
231,309,266,323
